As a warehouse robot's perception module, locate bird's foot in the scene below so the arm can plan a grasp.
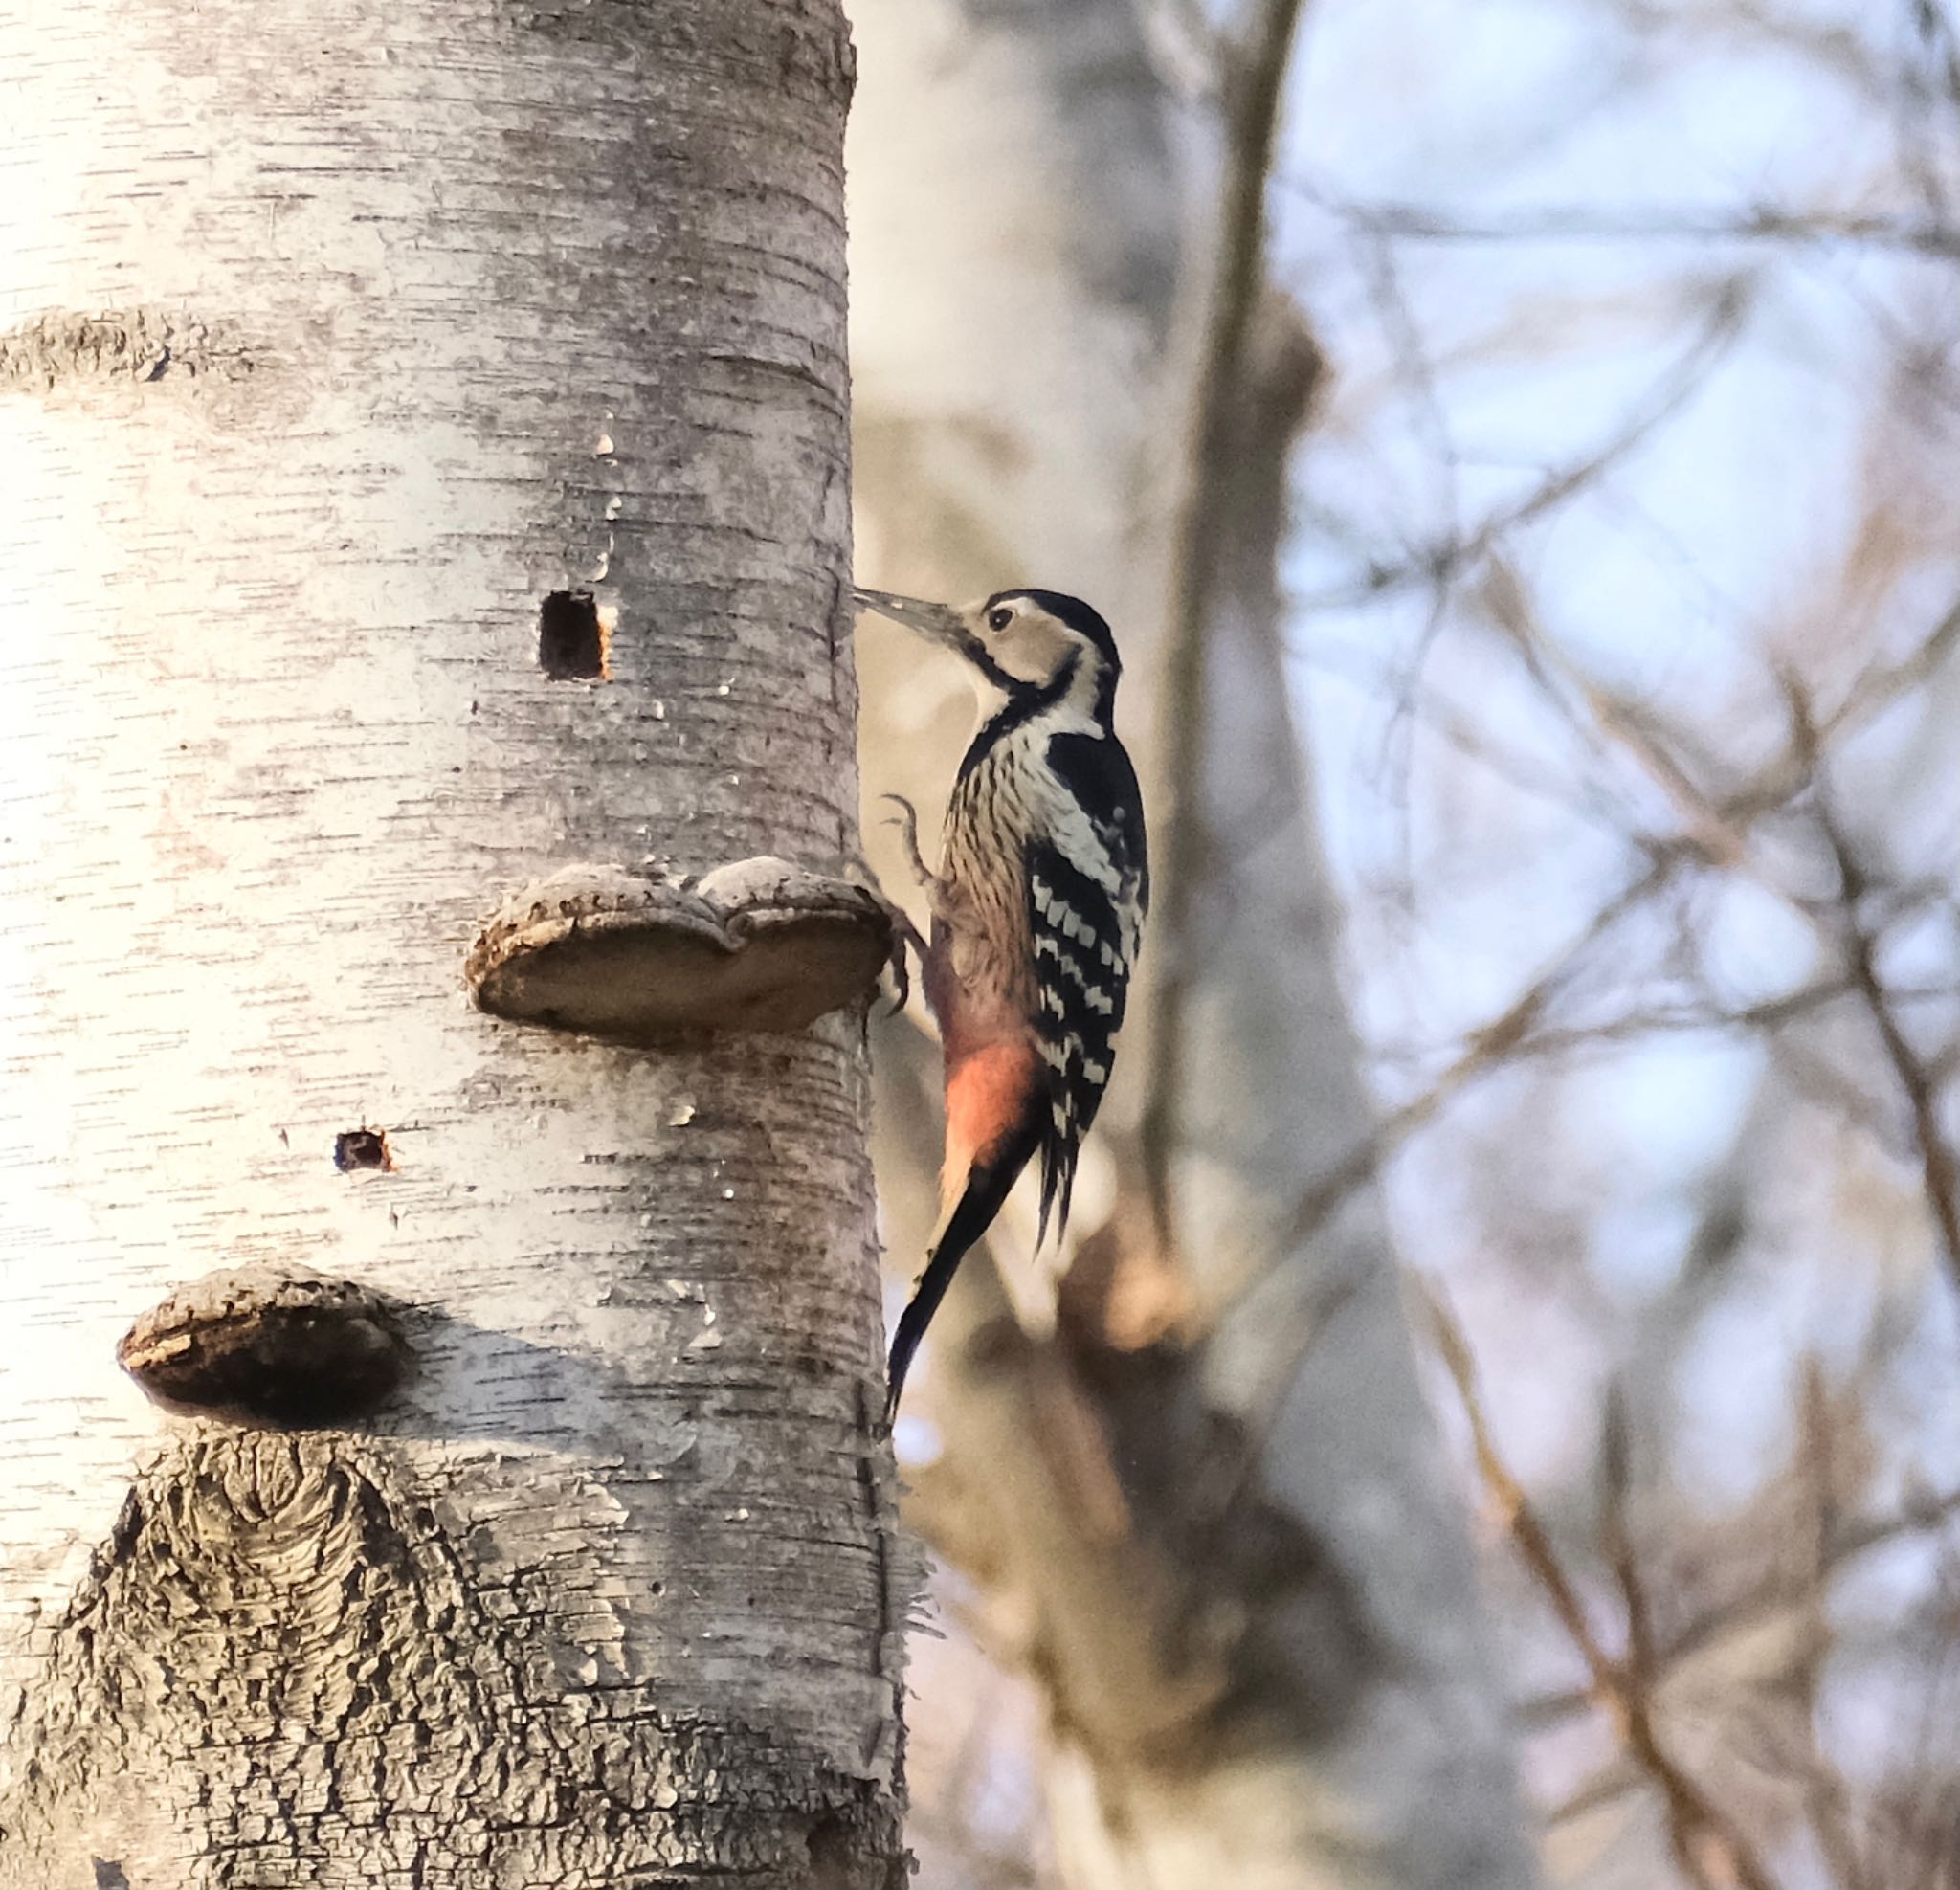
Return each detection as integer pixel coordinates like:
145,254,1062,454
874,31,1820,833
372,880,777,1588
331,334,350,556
880,793,935,892
880,901,924,1015
839,854,924,1017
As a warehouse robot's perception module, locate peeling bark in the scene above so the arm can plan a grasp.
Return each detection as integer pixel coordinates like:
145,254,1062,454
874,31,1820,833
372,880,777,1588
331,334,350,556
0,2,905,1885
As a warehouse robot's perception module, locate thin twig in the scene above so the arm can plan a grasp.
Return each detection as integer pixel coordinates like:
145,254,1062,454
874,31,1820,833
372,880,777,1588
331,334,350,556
1464,606,1960,1251
1259,609,1960,1282
1804,743,1960,1302
1592,0,1905,101
1291,190,1960,261
1600,1386,1657,1693
1821,589,1960,744
1292,635,1640,834
1248,925,1941,1319
1716,590,1960,829
1519,1480,1960,1728
1292,280,1753,614
1916,0,1960,138
1268,857,1675,1260
1479,560,1756,869
1469,977,1960,1063
1425,1286,1783,1890
1140,0,1312,1250
1794,1360,1875,1890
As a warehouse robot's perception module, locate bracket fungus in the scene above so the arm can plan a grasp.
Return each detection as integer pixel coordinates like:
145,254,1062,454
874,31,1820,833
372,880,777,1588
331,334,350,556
466,856,896,1042
119,1263,412,1429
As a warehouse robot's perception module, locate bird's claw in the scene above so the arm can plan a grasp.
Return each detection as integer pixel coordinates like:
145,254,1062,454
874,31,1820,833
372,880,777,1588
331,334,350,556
880,901,926,1015
880,793,934,892
846,803,932,1016
842,873,923,1017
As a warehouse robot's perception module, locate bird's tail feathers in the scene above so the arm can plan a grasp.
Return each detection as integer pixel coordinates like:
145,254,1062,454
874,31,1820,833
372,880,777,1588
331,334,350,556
1035,1125,1080,1255
884,1123,1040,1425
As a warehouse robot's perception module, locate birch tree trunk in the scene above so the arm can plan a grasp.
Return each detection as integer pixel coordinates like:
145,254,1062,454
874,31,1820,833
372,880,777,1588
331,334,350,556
0,4,906,1886
849,3,1538,1883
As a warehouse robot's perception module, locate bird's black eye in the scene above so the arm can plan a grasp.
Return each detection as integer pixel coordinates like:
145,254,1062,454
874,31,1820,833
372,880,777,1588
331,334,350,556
987,606,1013,632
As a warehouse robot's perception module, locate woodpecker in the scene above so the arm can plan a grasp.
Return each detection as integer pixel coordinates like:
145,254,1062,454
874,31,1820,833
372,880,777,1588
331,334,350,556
853,585,1148,1422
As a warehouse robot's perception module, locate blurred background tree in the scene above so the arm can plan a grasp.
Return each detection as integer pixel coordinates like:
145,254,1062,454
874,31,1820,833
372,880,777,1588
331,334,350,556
847,1,1960,1886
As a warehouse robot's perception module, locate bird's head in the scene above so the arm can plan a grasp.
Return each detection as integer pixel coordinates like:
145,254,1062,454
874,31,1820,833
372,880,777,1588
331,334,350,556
852,586,1122,723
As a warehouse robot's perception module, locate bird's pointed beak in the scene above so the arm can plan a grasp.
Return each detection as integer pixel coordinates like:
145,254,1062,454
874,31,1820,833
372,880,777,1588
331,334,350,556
849,586,968,651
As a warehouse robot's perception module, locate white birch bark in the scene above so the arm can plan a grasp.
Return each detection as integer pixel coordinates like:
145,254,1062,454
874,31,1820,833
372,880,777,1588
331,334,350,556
848,3,1539,1883
0,2,905,1885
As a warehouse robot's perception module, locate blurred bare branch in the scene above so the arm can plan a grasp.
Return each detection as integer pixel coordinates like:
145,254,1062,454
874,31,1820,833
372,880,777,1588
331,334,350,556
1521,1479,1960,1731
1293,193,1960,261
1141,0,1314,1249
1270,857,1676,1261
1292,280,1754,614
1794,693,1960,1301
1427,1286,1784,1890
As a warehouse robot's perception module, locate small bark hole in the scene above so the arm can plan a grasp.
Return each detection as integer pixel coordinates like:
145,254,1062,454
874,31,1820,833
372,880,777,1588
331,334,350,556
334,1128,392,1172
539,589,606,679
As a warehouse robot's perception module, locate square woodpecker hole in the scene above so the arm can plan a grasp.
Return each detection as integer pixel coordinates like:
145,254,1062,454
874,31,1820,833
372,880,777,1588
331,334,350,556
539,589,607,679
334,1128,392,1172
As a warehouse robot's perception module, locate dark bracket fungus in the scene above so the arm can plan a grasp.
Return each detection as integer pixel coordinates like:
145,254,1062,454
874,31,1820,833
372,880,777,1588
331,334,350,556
118,1263,412,1429
466,856,896,1041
